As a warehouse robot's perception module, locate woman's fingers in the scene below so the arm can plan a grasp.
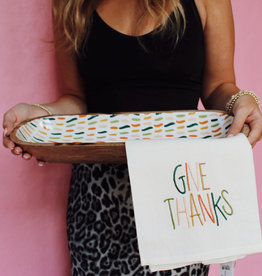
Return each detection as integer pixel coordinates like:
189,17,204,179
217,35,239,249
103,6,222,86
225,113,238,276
227,104,262,147
226,95,262,146
226,108,247,137
3,135,15,150
4,139,33,160
12,146,23,155
37,160,46,167
3,111,18,149
3,103,47,166
246,119,262,147
3,125,33,160
3,112,17,134
22,152,32,160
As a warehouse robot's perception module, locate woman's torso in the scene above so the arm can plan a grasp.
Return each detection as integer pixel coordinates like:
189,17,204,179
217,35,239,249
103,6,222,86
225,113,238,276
76,0,205,113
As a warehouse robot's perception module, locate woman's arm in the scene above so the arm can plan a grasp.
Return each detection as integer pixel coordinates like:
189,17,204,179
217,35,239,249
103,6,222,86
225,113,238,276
3,35,87,164
39,48,87,116
200,0,262,146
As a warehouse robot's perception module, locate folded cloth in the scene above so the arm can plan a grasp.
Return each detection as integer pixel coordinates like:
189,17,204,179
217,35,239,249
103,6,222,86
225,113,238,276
125,134,262,272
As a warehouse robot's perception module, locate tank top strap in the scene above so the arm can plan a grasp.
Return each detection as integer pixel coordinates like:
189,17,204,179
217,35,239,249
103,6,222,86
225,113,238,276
181,0,204,33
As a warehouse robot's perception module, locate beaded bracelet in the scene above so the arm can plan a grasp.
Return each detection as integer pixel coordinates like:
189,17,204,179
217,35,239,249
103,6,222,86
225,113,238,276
225,90,260,114
31,103,53,116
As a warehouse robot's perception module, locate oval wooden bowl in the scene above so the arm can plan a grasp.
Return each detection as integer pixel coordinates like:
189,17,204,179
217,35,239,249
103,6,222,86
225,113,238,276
10,110,250,163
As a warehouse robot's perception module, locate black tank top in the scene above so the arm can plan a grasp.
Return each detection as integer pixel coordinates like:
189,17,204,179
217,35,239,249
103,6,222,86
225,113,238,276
76,0,205,113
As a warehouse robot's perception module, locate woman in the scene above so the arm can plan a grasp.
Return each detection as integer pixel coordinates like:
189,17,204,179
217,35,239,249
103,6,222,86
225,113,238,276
3,0,262,275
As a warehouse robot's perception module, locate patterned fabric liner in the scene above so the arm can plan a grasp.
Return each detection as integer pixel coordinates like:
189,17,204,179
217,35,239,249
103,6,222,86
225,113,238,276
16,111,233,144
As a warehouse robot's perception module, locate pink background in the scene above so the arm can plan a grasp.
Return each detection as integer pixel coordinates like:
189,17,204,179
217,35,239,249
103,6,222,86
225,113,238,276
0,0,261,275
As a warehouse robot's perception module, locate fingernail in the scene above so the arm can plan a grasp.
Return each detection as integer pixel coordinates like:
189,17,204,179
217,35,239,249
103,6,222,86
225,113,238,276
4,128,7,136
227,134,234,138
23,154,30,160
38,162,44,167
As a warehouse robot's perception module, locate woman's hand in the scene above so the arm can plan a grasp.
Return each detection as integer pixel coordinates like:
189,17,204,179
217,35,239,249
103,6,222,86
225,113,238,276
3,96,86,165
2,103,48,166
226,95,262,147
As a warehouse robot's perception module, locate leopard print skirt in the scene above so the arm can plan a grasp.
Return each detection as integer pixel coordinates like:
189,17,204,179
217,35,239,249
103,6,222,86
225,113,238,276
66,163,210,276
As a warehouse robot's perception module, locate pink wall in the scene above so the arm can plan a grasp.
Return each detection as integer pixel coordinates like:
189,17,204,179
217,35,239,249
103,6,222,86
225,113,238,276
0,0,261,275
0,1,72,275
209,0,262,274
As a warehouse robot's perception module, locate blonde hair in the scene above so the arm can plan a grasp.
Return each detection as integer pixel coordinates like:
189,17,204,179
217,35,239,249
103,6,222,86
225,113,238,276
52,0,186,56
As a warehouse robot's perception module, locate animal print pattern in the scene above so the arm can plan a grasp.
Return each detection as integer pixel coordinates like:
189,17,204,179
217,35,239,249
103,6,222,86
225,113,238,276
66,163,210,276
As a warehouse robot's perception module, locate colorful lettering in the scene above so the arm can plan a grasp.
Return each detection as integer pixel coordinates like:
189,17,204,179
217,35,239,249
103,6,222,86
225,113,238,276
164,198,175,229
197,193,215,223
173,164,186,194
176,197,190,228
190,193,203,226
211,192,227,226
221,189,233,216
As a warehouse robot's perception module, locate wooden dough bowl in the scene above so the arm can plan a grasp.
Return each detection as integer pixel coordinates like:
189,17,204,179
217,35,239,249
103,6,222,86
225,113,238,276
10,110,250,163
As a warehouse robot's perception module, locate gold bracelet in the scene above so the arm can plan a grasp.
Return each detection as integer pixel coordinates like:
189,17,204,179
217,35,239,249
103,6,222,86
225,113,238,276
225,90,260,114
31,103,53,116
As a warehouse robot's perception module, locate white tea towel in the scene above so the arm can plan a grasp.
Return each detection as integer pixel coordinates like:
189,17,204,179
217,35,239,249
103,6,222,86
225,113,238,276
125,134,262,272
